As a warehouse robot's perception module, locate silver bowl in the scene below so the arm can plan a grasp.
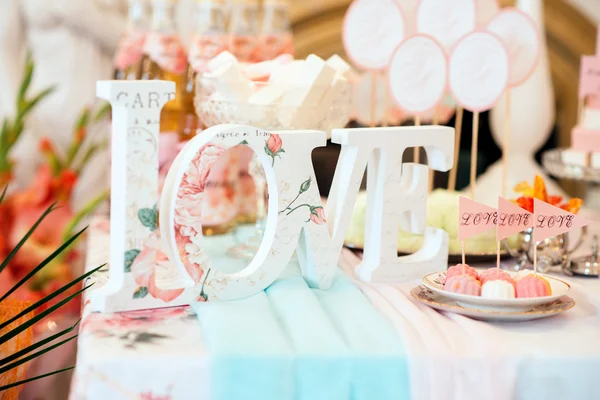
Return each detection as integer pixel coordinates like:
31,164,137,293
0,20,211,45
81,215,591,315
503,227,587,273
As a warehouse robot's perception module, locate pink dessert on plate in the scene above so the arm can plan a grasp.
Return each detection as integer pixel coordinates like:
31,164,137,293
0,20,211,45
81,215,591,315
479,268,516,288
444,274,482,296
515,275,552,298
444,264,479,283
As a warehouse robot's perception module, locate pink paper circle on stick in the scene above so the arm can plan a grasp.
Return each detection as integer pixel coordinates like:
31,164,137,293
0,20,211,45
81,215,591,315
388,35,448,114
416,0,476,52
449,31,509,112
487,9,541,87
342,0,406,70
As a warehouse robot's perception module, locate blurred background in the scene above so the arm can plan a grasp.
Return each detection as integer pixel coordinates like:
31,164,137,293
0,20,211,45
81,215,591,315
1,0,600,398
1,0,599,203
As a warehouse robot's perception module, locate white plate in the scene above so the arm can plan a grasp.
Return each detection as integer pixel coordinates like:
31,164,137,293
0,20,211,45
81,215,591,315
422,270,572,312
411,286,575,322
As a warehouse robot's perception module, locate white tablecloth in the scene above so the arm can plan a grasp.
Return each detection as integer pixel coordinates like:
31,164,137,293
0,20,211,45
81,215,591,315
339,206,600,400
71,214,600,400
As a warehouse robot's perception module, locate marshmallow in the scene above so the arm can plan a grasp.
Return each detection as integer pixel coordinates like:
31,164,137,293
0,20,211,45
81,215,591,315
326,54,357,81
273,55,336,127
279,55,336,107
205,61,252,102
206,51,238,73
241,54,293,81
248,83,286,105
269,60,307,83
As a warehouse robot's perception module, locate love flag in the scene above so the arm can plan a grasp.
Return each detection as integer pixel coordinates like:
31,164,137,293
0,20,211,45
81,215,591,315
532,198,592,243
458,196,497,241
497,197,534,241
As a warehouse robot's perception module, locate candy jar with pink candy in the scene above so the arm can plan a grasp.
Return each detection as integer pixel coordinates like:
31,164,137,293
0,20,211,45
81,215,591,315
258,0,294,62
228,0,260,63
181,0,229,141
114,0,151,80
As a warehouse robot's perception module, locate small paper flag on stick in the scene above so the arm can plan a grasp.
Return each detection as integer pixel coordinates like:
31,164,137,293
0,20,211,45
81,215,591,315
497,197,534,241
579,56,600,99
532,198,592,243
458,196,497,241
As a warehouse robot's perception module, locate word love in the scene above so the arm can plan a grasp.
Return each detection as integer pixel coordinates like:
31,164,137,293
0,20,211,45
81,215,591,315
459,196,537,242
90,80,456,313
579,56,600,98
460,212,497,226
498,212,531,227
532,198,591,243
458,197,591,245
536,214,573,229
461,211,531,228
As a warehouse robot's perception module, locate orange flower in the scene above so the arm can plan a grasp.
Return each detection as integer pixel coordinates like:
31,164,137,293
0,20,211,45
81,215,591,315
533,175,548,202
514,180,533,197
515,196,534,213
561,198,583,214
7,202,73,280
50,169,78,202
547,195,563,206
512,176,583,214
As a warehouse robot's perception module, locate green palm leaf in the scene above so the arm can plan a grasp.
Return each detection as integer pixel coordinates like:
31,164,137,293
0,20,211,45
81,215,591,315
0,283,93,345
0,319,80,366
0,335,78,375
0,55,101,394
0,185,7,204
0,367,74,392
0,227,88,302
0,202,58,274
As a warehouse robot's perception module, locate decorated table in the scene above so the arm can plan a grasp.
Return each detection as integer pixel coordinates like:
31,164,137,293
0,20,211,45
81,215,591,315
69,213,600,400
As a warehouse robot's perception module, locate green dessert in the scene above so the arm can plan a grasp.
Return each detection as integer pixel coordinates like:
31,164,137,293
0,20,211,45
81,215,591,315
345,189,519,254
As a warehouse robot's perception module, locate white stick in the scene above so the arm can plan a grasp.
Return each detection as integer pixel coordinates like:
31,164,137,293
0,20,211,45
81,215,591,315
470,111,479,200
533,242,538,274
497,241,501,270
414,116,421,163
502,89,511,197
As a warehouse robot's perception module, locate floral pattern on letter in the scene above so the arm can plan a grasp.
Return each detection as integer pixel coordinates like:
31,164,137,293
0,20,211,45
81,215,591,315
172,143,225,286
130,232,185,302
279,177,326,224
265,133,285,166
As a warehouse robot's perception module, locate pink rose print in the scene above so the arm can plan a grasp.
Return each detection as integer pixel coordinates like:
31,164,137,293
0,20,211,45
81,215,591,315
174,192,204,237
140,392,172,400
180,143,226,195
309,206,327,225
131,232,184,302
81,307,190,334
278,177,326,224
174,143,226,237
264,133,285,166
175,231,206,284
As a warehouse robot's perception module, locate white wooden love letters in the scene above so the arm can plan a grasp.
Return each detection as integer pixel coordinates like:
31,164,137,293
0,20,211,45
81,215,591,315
90,80,455,312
